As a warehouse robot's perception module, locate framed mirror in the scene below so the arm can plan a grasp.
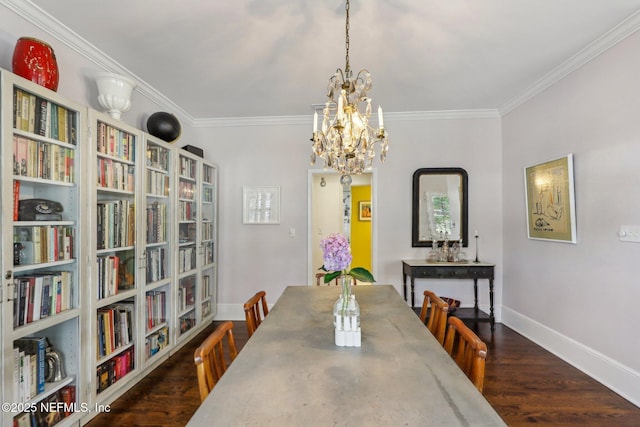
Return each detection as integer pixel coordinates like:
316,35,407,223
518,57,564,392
412,168,468,247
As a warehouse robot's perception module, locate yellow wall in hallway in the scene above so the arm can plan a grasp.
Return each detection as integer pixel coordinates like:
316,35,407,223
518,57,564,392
351,185,371,273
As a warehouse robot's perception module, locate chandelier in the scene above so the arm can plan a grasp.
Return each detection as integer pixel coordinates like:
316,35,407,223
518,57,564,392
310,0,388,176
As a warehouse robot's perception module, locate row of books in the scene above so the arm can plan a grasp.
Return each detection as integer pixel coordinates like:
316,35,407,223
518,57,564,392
97,302,134,358
145,290,167,330
14,226,74,266
96,255,121,300
177,281,195,312
96,347,135,394
179,156,197,179
178,180,195,199
13,337,46,403
202,301,212,319
13,135,75,183
145,326,169,359
96,200,135,250
146,202,167,244
96,121,135,162
13,272,73,328
178,247,197,273
202,165,214,183
179,312,196,334
146,169,170,197
179,200,196,221
146,145,169,171
202,275,212,299
202,186,213,203
204,242,214,265
12,385,75,427
14,88,78,145
96,158,135,192
178,222,196,244
146,247,168,283
202,222,214,241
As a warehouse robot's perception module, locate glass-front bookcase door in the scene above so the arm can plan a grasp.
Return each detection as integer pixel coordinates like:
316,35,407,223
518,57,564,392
1,69,86,427
142,134,173,366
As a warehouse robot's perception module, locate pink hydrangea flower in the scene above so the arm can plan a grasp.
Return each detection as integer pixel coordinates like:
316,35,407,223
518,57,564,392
320,233,352,272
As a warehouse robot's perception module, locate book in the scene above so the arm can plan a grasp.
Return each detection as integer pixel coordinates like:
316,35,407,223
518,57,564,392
13,180,20,221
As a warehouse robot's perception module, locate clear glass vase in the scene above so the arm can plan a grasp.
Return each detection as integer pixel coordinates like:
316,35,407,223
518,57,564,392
333,275,361,346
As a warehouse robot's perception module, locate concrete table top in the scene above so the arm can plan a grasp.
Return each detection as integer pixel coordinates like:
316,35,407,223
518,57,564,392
187,285,506,427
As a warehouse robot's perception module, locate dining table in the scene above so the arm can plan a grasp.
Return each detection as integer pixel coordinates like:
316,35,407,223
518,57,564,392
186,284,506,426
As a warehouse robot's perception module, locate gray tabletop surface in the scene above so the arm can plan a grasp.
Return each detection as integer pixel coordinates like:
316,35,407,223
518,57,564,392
187,285,506,427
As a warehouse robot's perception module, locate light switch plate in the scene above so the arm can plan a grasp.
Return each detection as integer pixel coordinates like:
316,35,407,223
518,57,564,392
618,225,640,242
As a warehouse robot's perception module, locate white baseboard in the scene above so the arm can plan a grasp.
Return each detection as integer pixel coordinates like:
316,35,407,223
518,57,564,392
501,305,640,408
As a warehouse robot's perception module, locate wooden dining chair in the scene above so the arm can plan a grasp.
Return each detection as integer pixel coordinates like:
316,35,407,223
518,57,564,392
443,316,488,392
194,321,238,402
243,291,269,337
419,290,449,345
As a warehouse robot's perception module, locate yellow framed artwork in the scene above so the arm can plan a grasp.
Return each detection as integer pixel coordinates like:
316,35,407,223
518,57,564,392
524,154,576,243
358,201,372,221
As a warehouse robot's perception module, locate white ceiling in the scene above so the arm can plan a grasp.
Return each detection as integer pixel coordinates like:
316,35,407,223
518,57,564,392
27,0,640,120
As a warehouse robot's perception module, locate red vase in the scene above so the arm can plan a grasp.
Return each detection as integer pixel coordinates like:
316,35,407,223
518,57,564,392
12,37,59,91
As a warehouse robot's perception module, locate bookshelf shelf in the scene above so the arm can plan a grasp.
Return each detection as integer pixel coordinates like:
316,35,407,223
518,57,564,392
11,308,82,340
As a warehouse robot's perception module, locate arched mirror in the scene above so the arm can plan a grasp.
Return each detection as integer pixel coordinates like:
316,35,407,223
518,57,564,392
412,168,468,247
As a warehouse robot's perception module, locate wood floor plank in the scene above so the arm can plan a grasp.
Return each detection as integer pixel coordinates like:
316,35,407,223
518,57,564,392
85,319,640,426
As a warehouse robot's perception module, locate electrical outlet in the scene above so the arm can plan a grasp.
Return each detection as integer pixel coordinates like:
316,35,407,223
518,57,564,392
618,225,640,242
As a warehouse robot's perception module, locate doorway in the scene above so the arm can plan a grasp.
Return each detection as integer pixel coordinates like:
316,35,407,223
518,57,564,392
308,171,376,285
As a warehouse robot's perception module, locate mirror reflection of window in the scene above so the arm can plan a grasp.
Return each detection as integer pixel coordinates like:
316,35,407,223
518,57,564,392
430,193,451,237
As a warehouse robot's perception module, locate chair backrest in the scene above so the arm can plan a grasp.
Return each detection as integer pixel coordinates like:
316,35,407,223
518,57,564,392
419,290,449,345
315,272,339,286
443,316,488,392
243,291,269,337
194,321,238,402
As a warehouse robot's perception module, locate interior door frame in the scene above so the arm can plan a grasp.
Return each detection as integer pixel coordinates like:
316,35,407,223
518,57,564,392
307,169,378,285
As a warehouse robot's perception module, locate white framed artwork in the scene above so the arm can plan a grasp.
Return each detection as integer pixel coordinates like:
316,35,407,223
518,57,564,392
243,186,281,224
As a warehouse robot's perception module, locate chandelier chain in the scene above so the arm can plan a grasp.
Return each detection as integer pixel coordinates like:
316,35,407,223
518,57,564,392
345,0,350,74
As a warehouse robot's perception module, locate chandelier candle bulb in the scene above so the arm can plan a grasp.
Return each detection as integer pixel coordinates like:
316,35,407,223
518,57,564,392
378,106,384,128
313,111,318,133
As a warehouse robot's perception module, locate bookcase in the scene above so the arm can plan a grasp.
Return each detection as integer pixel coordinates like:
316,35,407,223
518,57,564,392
1,70,86,427
1,67,219,425
88,110,142,406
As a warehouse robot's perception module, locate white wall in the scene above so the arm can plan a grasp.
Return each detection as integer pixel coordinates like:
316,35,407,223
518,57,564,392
204,116,503,319
502,30,640,406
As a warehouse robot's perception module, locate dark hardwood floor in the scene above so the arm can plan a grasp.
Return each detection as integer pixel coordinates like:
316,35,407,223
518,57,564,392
86,318,640,427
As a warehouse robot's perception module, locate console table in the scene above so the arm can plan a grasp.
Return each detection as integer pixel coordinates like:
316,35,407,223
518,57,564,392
402,260,496,331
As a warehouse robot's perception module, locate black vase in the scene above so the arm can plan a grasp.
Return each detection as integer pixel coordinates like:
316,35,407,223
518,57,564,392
147,112,181,143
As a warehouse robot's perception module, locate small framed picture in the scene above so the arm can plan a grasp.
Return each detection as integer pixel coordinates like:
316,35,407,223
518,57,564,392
524,154,577,243
243,186,281,224
358,201,372,221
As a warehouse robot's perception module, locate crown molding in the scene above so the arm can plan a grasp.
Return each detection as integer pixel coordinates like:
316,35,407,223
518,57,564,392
192,109,500,128
500,9,640,116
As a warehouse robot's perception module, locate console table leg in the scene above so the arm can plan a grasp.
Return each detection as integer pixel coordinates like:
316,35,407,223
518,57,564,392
473,278,479,312
489,278,495,332
402,273,408,302
410,277,416,308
